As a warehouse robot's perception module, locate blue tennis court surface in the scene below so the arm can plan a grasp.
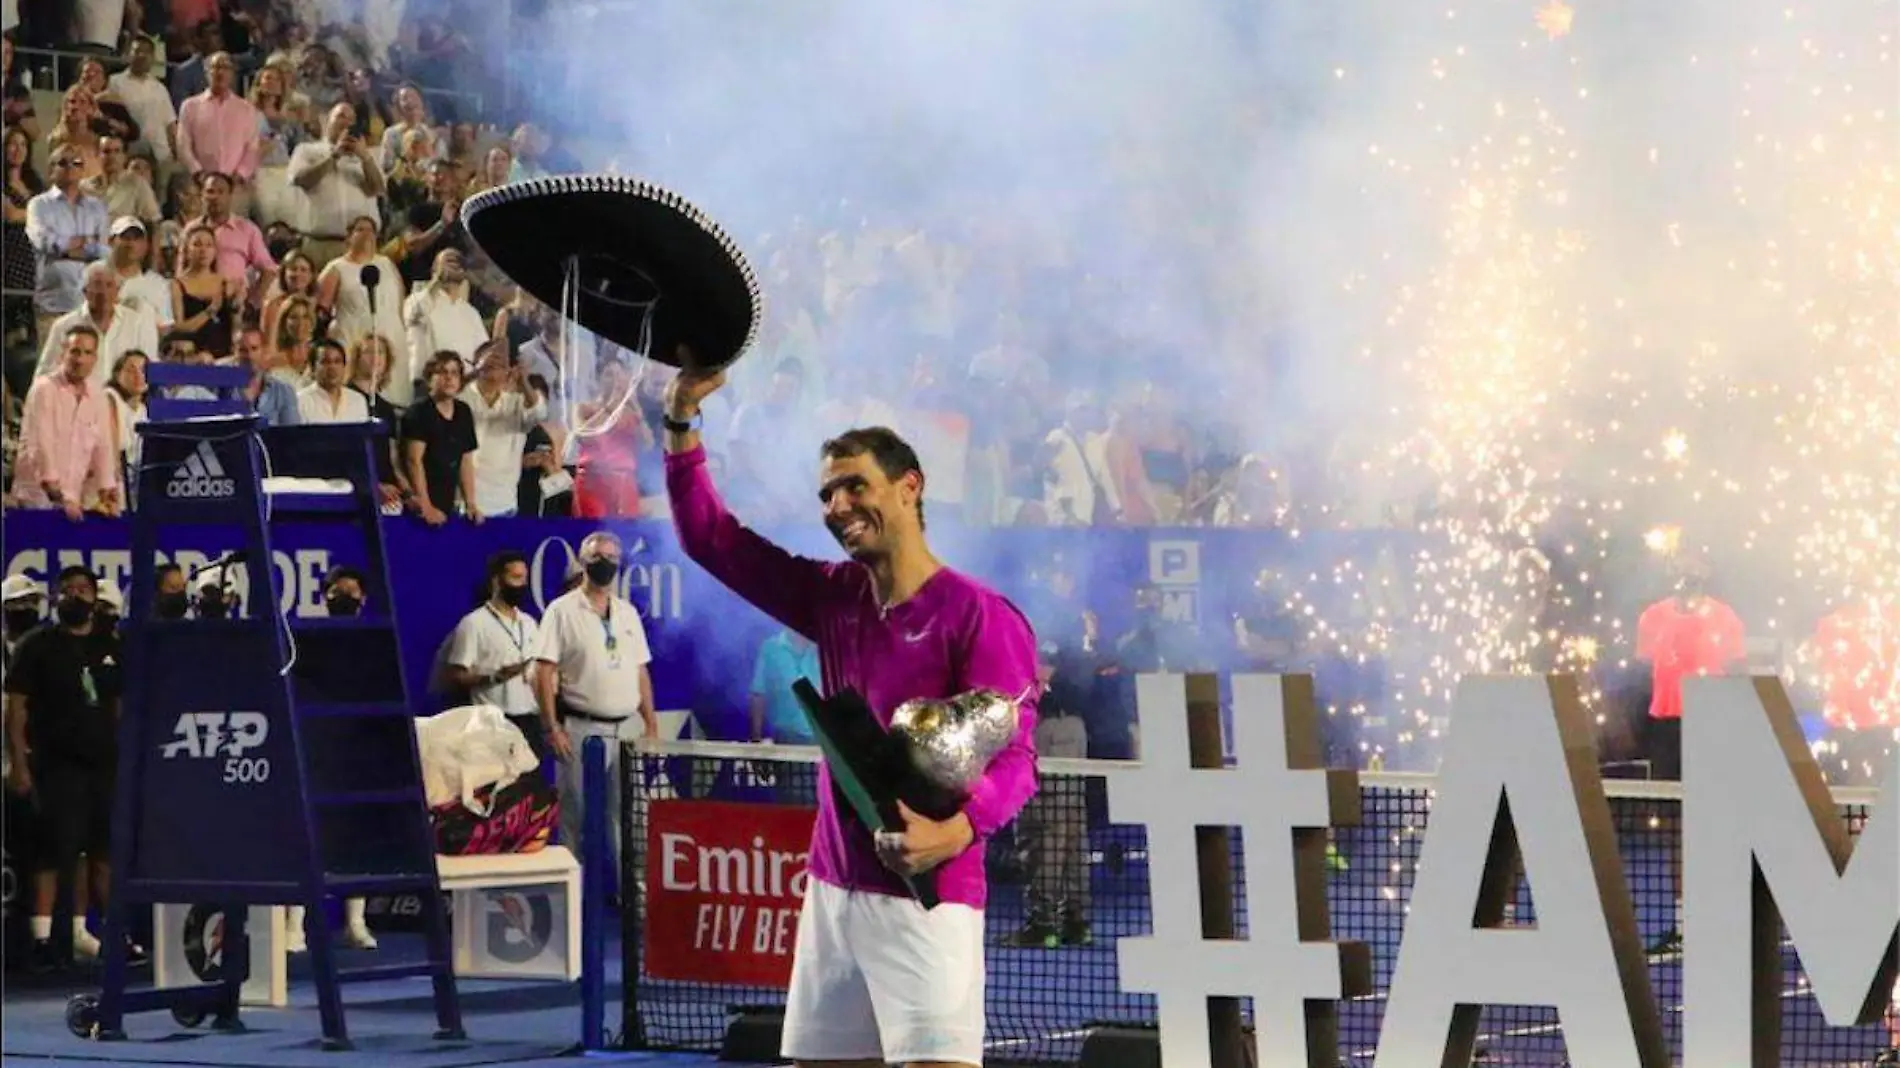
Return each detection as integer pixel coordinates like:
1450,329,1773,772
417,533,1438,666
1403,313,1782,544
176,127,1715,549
5,838,1889,1068
0,938,738,1068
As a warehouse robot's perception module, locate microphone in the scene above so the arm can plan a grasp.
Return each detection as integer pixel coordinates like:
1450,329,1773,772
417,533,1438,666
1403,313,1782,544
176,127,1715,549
360,263,382,319
188,550,248,580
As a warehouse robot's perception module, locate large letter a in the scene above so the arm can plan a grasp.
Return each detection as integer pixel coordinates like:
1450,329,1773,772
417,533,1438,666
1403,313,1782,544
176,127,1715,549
1375,676,1667,1068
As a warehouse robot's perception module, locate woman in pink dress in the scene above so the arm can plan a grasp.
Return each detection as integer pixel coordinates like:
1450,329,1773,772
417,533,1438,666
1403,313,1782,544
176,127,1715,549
570,358,649,518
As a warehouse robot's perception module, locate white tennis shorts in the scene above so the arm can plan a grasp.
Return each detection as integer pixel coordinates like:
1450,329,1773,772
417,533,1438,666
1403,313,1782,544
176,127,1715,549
780,878,986,1066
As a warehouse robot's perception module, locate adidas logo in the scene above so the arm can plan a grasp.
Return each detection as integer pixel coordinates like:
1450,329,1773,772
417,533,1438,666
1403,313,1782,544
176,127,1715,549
165,441,238,500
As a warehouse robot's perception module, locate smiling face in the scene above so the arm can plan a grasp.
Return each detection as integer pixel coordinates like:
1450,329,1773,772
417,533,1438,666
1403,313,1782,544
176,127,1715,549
818,450,922,562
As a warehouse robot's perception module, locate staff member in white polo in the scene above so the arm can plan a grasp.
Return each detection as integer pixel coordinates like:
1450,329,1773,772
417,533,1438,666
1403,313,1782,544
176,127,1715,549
444,551,544,758
531,531,657,869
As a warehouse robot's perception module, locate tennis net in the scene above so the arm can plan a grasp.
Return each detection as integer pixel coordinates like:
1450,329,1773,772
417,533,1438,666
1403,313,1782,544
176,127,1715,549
614,740,1892,1067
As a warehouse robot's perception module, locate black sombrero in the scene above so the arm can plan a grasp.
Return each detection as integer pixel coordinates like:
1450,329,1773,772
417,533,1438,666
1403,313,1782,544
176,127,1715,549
461,175,763,371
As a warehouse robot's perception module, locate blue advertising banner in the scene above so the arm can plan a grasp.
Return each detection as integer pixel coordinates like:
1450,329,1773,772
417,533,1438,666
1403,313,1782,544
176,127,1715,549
1,510,1416,741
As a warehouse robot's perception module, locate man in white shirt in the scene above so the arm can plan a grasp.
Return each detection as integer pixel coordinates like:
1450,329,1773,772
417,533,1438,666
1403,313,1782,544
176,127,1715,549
79,139,161,226
107,36,179,165
531,532,657,871
403,249,487,374
72,0,123,50
1043,394,1120,526
288,103,386,267
462,340,547,518
104,217,172,329
445,552,545,757
296,339,371,424
36,262,159,390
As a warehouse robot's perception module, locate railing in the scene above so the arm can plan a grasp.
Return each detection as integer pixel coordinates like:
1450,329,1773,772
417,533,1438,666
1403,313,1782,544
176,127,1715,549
8,44,486,121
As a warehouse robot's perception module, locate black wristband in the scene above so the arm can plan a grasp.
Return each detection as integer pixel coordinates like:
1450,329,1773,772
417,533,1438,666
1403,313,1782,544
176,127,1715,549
662,412,699,434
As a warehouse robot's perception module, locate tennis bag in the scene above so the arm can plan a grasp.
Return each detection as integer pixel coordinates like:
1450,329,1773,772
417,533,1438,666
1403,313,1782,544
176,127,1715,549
433,773,559,856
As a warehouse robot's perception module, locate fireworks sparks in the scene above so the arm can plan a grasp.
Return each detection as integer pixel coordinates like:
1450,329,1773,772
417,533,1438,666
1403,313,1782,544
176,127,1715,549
1276,0,1899,769
1534,0,1575,41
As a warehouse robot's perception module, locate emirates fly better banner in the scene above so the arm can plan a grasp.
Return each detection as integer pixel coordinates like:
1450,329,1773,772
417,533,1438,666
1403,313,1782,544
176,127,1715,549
644,800,816,988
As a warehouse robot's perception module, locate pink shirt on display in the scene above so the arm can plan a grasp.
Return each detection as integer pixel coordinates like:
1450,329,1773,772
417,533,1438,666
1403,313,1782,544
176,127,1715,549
177,91,261,181
666,444,1040,908
13,374,119,507
188,214,277,287
1636,596,1746,721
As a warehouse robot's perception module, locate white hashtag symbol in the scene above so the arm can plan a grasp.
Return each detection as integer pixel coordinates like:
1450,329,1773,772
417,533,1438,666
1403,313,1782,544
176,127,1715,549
1109,673,1369,1067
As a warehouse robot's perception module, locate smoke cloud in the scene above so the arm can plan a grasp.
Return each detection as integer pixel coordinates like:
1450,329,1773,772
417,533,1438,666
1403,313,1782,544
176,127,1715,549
521,0,1896,763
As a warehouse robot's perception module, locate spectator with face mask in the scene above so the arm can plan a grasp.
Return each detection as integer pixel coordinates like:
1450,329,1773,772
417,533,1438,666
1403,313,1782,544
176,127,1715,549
4,566,146,971
531,532,657,875
320,567,367,618
152,564,190,621
444,551,545,758
279,566,379,954
93,581,123,637
193,567,239,620
3,574,45,665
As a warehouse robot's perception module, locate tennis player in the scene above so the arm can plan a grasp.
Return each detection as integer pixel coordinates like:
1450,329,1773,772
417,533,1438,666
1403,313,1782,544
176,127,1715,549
662,363,1040,1068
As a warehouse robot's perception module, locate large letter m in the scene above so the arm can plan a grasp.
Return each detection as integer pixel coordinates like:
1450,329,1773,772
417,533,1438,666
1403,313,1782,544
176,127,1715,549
1682,676,1898,1068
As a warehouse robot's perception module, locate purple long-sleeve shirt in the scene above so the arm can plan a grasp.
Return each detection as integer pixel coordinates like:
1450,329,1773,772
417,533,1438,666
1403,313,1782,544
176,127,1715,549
666,444,1040,909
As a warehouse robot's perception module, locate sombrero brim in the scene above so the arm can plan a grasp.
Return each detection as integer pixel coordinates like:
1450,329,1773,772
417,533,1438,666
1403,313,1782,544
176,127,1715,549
462,175,762,371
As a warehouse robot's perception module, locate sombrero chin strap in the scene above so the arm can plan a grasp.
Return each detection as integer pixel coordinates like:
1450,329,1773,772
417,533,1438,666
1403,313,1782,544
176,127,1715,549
560,253,656,440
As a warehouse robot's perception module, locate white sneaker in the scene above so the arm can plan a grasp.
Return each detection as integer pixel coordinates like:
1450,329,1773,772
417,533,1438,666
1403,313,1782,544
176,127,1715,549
285,907,308,954
342,899,377,949
72,927,102,961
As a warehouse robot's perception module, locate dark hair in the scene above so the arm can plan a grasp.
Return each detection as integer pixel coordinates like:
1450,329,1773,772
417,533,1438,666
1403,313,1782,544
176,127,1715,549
198,170,233,192
819,426,927,530
316,338,349,363
155,563,183,585
484,551,527,602
3,126,45,194
427,350,464,377
63,323,101,347
57,565,98,592
322,565,367,595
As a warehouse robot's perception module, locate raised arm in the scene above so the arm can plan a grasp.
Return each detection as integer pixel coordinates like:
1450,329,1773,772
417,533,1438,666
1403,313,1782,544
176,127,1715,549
663,364,830,639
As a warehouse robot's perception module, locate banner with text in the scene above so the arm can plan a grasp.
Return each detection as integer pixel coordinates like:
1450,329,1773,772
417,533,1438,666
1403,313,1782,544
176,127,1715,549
643,800,816,988
1,510,1430,741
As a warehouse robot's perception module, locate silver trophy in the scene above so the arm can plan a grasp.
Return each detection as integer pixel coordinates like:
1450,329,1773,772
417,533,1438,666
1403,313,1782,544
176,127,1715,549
888,689,1025,794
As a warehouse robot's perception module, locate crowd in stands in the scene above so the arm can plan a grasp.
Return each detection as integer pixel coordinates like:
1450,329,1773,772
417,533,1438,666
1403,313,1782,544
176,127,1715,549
0,2,1321,533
